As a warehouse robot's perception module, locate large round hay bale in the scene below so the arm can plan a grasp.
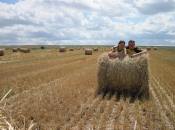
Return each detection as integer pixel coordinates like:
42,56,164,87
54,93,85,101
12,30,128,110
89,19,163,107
70,48,74,51
20,48,30,53
0,49,5,56
154,47,157,50
12,48,18,52
97,53,149,98
59,47,66,52
85,49,92,55
93,48,98,51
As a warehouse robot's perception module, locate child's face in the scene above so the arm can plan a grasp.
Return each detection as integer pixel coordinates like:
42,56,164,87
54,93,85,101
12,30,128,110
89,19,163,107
119,42,125,50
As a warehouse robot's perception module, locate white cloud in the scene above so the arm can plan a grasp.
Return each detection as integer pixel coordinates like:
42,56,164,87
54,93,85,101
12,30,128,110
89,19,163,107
133,14,175,34
0,0,175,46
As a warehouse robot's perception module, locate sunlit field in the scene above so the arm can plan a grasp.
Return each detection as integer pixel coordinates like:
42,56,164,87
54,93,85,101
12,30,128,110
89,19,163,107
0,46,175,130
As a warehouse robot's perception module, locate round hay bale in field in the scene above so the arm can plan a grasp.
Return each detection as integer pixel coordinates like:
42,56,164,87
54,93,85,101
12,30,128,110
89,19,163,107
93,48,98,51
147,47,151,50
20,48,30,53
70,48,74,51
18,47,22,51
85,49,92,55
97,53,149,98
12,48,18,52
59,47,66,52
154,47,157,50
0,49,5,56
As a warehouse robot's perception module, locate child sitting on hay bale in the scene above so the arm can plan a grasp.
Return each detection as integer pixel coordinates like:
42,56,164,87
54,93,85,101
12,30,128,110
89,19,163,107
108,40,127,58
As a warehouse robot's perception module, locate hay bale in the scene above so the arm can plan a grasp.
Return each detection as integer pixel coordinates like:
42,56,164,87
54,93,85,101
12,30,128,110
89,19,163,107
93,48,98,51
18,47,22,51
147,47,151,50
97,53,149,98
85,49,92,55
70,48,74,51
154,47,157,50
12,48,18,52
0,49,5,56
59,47,66,52
20,48,30,53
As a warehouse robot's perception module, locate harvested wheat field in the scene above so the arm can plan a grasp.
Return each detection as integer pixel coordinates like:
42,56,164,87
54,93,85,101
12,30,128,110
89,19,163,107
0,46,175,130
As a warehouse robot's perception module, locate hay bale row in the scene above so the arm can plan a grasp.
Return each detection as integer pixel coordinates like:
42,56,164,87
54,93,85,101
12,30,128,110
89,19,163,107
97,53,149,98
59,47,66,52
0,49,5,56
85,49,92,55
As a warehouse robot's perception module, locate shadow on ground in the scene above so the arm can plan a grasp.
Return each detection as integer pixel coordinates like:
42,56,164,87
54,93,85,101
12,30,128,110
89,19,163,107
95,88,149,103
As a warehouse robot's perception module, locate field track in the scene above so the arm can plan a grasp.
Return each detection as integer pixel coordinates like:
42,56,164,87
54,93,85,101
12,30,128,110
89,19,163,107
0,47,175,130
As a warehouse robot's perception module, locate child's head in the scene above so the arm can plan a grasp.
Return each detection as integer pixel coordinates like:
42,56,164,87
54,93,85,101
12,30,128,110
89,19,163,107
118,40,125,50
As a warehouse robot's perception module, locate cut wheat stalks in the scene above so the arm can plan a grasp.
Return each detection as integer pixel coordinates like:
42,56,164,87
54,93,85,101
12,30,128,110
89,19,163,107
0,89,40,130
134,120,137,130
0,89,12,102
0,89,13,129
97,53,149,98
85,49,92,55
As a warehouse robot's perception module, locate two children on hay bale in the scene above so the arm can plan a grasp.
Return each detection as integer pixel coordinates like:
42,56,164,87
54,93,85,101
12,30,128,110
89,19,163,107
108,40,146,58
97,40,149,100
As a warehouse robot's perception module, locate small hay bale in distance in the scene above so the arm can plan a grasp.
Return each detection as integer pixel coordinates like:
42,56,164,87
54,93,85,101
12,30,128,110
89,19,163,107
12,48,18,52
154,47,157,50
70,48,74,51
18,47,25,51
93,48,98,51
20,48,30,53
97,53,149,98
147,47,151,50
59,47,66,52
85,49,93,55
0,49,5,56
18,47,21,51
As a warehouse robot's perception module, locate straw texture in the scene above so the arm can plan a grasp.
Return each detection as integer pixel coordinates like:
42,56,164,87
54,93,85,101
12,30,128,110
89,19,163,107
97,53,149,97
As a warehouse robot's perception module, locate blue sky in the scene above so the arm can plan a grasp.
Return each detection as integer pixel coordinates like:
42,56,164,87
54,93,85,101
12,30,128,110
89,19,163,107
0,0,175,46
0,0,19,4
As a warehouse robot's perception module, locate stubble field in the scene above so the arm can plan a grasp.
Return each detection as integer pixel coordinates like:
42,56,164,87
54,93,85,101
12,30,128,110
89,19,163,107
0,46,175,130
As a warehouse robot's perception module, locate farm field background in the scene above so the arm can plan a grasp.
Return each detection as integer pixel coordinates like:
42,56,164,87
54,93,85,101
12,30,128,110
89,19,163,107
0,46,175,130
